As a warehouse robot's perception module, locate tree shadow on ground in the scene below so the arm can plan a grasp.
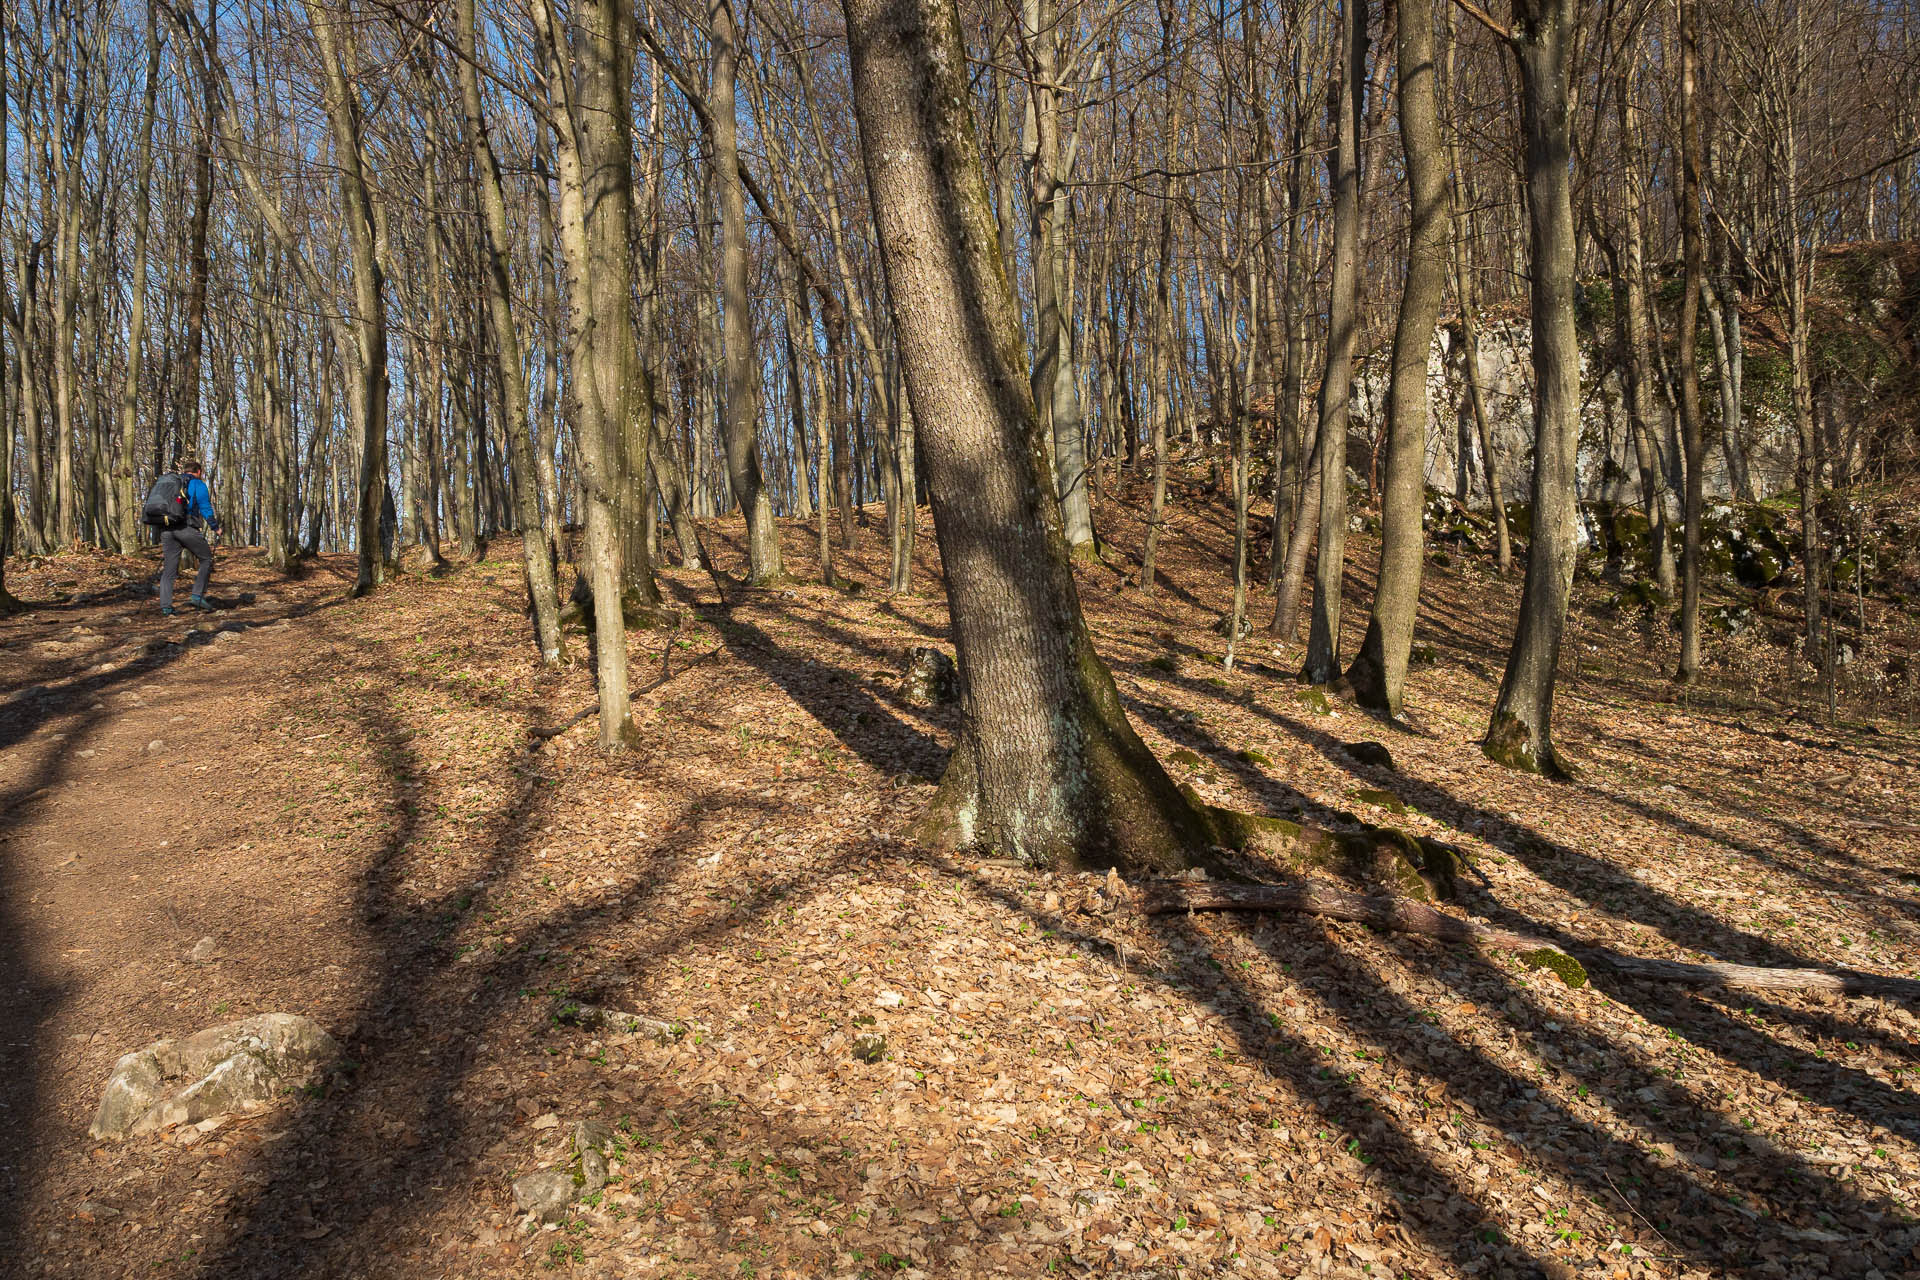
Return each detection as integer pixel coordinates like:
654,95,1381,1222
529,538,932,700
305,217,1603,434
665,581,950,784
176,662,1019,1275
1153,676,1920,1144
930,836,1913,1276
0,593,349,755
0,709,101,1263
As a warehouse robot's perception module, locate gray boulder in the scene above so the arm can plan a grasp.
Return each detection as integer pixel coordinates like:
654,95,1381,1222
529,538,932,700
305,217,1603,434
89,1013,338,1140
512,1167,580,1221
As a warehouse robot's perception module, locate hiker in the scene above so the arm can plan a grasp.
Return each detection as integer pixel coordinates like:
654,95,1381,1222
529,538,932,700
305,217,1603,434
144,456,222,616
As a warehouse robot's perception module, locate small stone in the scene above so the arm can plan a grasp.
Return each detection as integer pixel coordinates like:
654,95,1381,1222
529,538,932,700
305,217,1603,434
571,1119,615,1155
511,1167,578,1223
144,740,166,756
73,1200,121,1221
900,647,958,707
187,936,217,963
1343,740,1396,772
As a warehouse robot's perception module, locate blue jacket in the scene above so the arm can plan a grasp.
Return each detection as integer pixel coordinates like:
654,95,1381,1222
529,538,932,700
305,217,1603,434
183,474,220,531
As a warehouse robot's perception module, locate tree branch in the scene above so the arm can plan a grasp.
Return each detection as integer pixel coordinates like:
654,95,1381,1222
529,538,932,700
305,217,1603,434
1449,0,1515,42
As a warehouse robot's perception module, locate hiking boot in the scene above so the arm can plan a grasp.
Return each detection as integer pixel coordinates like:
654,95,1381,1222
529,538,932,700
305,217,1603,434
188,596,214,612
161,606,175,617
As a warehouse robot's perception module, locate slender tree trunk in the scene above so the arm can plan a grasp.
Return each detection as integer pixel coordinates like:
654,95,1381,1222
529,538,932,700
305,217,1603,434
710,0,783,582
1674,0,1708,682
1302,0,1366,685
1137,62,1179,593
0,10,16,609
544,0,650,749
1440,48,1510,579
459,0,564,664
1483,0,1581,777
305,1,390,595
1702,273,1750,502
115,5,162,558
174,0,216,465
1022,0,1096,556
843,0,1210,872
1347,0,1445,718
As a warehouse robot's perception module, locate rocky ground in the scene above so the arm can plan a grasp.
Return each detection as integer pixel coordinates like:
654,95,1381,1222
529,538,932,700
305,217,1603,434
1,478,1916,1279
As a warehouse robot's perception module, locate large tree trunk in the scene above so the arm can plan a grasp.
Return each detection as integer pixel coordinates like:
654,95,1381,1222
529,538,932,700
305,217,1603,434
1346,0,1445,719
1483,0,1581,778
710,0,783,583
843,0,1210,872
1301,0,1366,685
458,0,565,665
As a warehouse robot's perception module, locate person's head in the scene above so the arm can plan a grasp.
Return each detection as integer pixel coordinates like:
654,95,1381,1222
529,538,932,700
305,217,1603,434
174,456,204,477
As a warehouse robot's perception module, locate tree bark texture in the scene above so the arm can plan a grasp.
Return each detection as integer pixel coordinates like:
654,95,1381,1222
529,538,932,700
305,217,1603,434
843,0,1209,873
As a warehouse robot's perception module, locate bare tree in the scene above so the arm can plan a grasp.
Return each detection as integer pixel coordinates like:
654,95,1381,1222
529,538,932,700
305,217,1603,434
842,0,1211,871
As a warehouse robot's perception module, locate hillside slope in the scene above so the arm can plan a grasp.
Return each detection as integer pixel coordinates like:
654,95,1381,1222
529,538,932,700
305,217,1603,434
0,485,1916,1279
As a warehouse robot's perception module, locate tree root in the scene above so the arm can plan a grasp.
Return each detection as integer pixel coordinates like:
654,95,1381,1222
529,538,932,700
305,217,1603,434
1184,789,1459,902
1098,877,1920,999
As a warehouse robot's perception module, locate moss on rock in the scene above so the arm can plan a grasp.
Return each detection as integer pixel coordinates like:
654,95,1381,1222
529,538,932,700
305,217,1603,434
1519,948,1588,988
1296,686,1334,716
1180,786,1456,901
1350,788,1406,814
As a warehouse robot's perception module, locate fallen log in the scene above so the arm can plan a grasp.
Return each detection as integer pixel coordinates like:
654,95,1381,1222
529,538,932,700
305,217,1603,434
1120,879,1920,999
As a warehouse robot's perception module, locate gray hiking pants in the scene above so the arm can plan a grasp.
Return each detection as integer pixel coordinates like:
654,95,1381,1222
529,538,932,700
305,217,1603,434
159,527,213,609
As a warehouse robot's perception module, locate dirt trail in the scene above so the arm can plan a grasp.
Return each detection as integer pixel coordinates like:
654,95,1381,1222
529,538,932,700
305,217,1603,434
0,553,369,1269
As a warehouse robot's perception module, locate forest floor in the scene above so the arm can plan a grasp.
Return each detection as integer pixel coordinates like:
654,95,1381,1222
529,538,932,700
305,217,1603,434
1,473,1917,1280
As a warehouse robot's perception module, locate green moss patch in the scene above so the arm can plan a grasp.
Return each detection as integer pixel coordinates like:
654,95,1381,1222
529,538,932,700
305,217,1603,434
1482,713,1542,774
1350,788,1405,814
1519,948,1588,988
1181,786,1456,902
